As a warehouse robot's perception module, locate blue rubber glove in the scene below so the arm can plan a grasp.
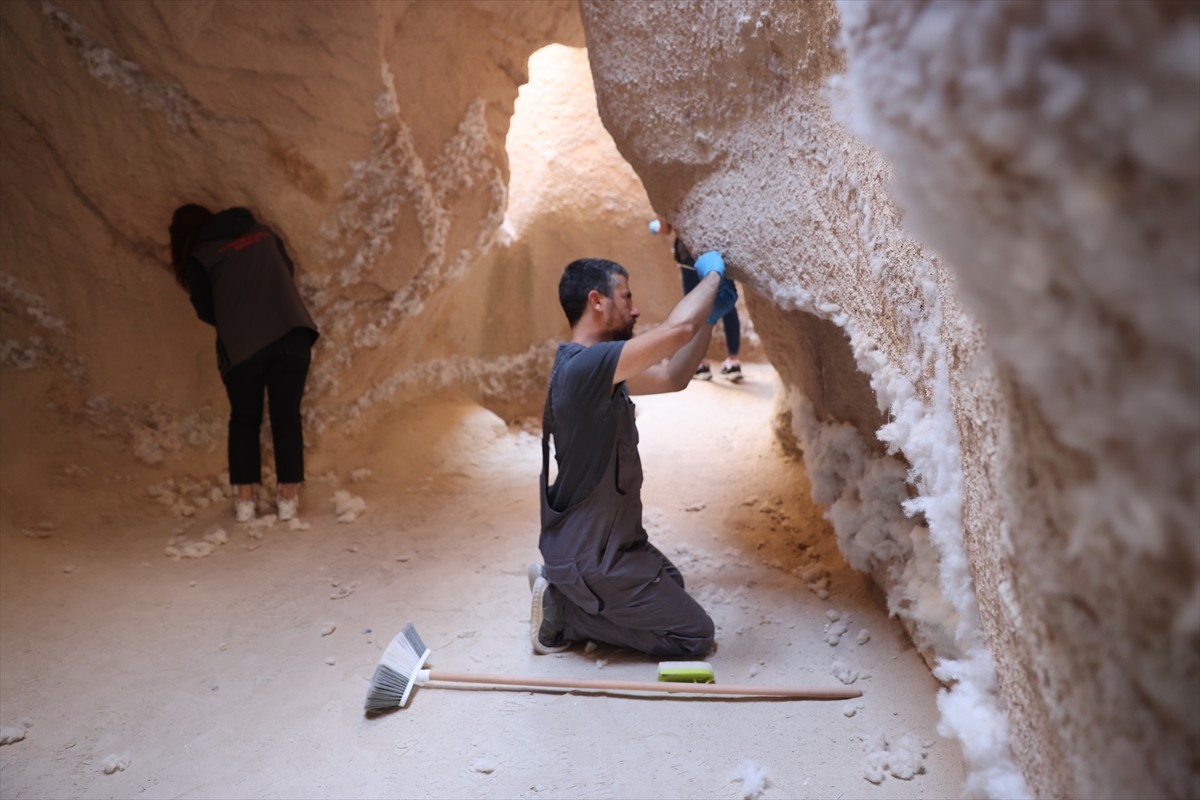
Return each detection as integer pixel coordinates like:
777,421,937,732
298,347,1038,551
648,219,661,234
707,277,738,325
694,250,725,280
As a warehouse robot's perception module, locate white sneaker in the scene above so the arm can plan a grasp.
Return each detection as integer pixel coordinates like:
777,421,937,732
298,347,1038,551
528,563,569,655
234,498,256,523
277,494,298,522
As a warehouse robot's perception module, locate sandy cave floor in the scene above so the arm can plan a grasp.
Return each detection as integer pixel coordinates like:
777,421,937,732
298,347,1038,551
0,363,965,799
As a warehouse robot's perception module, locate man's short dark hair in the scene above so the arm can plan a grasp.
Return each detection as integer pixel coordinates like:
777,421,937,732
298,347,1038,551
558,258,629,328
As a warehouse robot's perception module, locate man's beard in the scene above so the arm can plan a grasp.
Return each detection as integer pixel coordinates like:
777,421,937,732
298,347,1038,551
610,320,635,341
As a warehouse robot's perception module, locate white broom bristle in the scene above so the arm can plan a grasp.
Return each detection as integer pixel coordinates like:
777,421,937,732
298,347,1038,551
364,622,430,712
401,622,427,655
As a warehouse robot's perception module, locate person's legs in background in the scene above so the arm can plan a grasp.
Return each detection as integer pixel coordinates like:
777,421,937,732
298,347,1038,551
680,266,712,381
264,327,312,520
719,300,743,383
221,355,268,521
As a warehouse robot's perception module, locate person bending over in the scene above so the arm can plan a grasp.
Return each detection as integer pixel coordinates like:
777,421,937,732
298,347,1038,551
529,253,737,658
169,205,319,523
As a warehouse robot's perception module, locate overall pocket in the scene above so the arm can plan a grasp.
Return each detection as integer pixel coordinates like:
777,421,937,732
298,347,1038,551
543,561,604,615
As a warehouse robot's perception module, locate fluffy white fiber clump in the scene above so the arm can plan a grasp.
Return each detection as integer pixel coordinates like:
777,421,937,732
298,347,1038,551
730,759,769,800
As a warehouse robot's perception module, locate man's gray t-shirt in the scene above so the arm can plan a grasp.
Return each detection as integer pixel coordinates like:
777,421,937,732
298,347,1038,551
546,340,625,512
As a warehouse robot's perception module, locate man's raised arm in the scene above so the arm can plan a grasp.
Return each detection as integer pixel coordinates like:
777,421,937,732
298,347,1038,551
618,252,735,395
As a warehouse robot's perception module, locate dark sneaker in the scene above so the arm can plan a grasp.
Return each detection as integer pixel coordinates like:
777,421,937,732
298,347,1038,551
692,363,713,381
720,362,743,383
528,564,569,654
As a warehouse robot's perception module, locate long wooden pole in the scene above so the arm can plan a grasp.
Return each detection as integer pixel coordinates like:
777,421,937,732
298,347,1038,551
423,670,862,700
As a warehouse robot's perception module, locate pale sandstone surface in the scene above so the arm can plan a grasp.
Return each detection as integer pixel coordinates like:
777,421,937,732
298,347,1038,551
1,1,1197,799
582,1,1198,798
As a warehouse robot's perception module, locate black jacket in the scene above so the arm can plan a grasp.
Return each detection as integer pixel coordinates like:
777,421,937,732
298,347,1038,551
186,208,318,374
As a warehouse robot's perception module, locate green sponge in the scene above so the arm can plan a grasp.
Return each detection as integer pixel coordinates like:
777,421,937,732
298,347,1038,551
657,661,715,683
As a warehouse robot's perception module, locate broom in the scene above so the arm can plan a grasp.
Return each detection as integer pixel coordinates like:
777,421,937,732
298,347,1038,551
364,622,863,712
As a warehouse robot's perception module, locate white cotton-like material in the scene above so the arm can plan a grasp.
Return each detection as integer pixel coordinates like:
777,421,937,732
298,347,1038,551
101,753,130,774
787,393,962,661
888,733,927,780
164,540,214,560
320,623,336,637
863,750,889,784
824,619,849,646
0,727,26,745
147,474,233,520
780,245,1020,798
831,658,859,685
888,524,961,659
471,757,496,774
934,652,1031,799
0,719,31,745
788,395,908,574
796,561,831,598
730,759,769,800
333,490,367,523
861,730,927,784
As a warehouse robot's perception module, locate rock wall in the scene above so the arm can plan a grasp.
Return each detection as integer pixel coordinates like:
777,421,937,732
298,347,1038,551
837,4,1200,798
0,0,590,516
2,1,1197,798
581,1,1198,798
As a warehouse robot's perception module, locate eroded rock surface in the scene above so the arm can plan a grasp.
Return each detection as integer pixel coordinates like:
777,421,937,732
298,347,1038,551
582,1,1199,798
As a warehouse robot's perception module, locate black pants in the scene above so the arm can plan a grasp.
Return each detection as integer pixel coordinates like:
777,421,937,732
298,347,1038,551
221,328,312,486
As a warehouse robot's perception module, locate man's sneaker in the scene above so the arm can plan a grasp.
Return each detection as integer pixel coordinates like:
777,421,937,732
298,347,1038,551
720,361,743,383
692,363,713,381
528,563,569,654
277,494,298,522
234,498,256,523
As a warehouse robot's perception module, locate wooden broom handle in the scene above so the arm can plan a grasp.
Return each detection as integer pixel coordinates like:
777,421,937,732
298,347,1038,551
423,670,862,700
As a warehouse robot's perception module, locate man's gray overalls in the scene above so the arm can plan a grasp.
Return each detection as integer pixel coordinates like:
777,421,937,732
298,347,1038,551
539,343,714,658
